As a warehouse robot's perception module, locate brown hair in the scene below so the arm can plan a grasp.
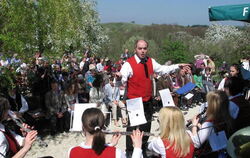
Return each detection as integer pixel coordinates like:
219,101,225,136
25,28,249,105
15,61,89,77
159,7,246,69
81,108,105,155
206,91,233,134
65,82,78,95
0,97,11,122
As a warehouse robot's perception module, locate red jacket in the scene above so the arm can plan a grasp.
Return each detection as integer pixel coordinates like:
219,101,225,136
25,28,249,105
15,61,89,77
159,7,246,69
127,56,153,101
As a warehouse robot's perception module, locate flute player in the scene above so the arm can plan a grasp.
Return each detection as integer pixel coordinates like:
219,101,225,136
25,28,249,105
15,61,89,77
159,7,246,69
68,108,143,158
0,97,37,158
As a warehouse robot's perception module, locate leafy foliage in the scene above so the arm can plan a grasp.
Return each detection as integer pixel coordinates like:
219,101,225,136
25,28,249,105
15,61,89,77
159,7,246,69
0,0,108,58
159,38,192,64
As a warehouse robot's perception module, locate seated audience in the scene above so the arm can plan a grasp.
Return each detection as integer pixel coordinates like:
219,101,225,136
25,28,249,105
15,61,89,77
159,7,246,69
64,82,79,111
45,81,70,135
103,76,127,127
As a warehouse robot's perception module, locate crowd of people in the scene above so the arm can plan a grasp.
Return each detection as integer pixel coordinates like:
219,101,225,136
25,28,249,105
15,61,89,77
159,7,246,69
0,39,250,157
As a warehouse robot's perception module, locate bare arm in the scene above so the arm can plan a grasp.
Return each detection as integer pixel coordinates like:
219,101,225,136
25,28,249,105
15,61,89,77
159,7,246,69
12,131,37,158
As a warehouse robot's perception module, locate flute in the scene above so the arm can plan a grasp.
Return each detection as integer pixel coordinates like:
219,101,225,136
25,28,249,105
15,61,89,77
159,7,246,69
8,111,48,147
103,130,155,137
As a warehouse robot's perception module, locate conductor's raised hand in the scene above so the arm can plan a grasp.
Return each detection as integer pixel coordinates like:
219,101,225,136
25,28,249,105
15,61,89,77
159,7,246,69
179,64,191,73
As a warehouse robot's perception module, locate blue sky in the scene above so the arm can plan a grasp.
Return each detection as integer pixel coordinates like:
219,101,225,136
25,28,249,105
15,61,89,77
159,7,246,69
96,0,250,26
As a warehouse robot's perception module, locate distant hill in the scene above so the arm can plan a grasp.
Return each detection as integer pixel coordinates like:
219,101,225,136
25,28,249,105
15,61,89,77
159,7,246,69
100,22,209,60
101,22,208,37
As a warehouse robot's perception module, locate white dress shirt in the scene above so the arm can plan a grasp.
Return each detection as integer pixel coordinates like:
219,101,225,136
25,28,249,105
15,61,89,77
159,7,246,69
9,94,29,113
120,55,179,83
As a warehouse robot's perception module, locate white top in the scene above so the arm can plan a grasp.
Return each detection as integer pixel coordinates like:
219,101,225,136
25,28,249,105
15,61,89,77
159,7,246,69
0,124,24,158
89,87,105,104
190,122,214,148
96,63,104,72
120,55,179,83
148,131,193,158
242,60,250,71
9,94,29,113
217,78,226,91
79,61,85,70
68,142,142,158
148,136,165,158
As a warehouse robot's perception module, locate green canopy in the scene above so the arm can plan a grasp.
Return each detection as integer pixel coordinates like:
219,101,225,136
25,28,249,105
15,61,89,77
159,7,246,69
209,3,250,23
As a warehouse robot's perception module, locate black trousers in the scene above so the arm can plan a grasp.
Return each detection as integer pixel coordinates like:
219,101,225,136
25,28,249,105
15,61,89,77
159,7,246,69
126,99,154,158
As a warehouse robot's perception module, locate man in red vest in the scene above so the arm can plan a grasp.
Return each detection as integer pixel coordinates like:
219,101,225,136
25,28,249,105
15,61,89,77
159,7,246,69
119,39,190,158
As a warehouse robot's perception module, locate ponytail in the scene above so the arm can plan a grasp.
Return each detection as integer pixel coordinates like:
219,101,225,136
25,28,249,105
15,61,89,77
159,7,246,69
92,128,106,155
81,108,106,155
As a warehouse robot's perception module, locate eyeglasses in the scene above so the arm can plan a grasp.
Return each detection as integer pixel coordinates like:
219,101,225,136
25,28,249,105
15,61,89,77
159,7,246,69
137,47,147,50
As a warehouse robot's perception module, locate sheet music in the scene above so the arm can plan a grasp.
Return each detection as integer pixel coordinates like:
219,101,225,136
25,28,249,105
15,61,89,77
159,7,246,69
159,88,175,107
126,97,147,127
70,103,97,131
185,93,194,100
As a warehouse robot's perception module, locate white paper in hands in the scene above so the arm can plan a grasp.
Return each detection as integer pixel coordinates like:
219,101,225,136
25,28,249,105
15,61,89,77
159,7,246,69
185,93,194,100
126,97,147,127
71,103,97,131
159,89,175,107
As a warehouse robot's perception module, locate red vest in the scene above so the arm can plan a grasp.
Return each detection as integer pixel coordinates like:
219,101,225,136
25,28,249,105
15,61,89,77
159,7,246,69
69,146,116,158
127,56,153,101
0,129,20,157
162,139,194,158
230,95,250,131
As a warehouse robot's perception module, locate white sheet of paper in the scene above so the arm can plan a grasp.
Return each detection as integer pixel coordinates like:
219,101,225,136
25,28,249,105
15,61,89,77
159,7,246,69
184,93,194,100
120,89,125,96
71,103,97,131
159,89,175,107
208,130,228,151
126,97,147,127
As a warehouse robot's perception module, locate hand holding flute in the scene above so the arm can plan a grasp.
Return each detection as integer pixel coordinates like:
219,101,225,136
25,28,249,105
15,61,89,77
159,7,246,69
22,126,38,152
8,110,48,147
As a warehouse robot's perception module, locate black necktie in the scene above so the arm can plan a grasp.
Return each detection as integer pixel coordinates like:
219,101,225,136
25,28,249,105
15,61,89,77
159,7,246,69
140,58,149,78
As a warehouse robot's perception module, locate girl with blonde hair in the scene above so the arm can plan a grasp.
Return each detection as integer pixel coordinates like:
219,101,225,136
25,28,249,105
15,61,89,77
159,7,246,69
148,106,194,158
